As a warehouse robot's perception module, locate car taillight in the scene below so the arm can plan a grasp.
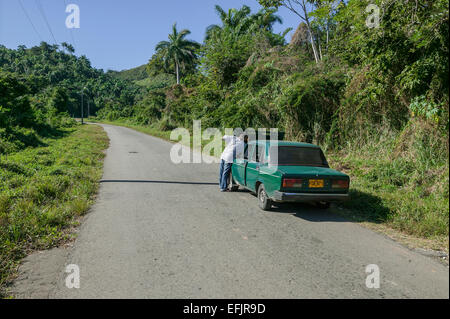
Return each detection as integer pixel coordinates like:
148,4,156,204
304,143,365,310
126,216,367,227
283,178,303,188
332,179,349,189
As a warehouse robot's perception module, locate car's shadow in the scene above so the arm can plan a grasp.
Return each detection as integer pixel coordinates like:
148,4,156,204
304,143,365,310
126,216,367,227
233,189,348,222
232,186,391,224
100,181,390,225
280,203,351,222
268,202,347,222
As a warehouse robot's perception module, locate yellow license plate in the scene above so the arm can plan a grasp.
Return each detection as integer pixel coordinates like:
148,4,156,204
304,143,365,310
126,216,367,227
309,179,324,188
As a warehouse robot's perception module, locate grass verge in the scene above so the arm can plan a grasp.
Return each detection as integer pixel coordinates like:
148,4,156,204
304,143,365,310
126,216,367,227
328,151,448,254
0,124,109,296
91,119,449,254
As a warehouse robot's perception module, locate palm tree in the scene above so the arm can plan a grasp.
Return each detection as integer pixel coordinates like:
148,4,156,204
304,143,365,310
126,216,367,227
155,23,200,84
205,5,252,40
205,5,283,40
252,8,283,31
61,42,75,54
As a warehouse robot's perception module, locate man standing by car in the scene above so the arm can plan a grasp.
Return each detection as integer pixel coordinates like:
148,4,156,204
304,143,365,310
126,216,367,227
219,133,247,192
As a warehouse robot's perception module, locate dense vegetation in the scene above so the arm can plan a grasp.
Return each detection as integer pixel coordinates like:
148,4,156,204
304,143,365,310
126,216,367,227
107,64,148,82
98,1,449,243
0,42,140,154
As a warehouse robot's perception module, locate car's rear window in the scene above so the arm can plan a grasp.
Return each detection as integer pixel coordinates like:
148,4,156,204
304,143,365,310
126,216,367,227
269,146,329,167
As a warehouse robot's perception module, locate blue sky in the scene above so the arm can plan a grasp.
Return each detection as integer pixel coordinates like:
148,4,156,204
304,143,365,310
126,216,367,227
0,0,301,72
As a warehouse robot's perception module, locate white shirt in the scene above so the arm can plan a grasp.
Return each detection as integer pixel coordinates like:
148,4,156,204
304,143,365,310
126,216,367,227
221,135,244,163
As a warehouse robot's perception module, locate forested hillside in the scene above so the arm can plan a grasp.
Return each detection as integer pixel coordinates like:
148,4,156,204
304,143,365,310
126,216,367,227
99,1,448,140
0,42,140,154
107,64,148,82
96,0,449,242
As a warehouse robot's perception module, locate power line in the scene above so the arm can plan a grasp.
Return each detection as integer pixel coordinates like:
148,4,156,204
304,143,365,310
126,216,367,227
17,0,43,41
35,0,58,44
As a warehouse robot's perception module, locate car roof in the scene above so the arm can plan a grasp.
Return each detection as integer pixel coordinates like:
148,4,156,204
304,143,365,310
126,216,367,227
248,140,320,149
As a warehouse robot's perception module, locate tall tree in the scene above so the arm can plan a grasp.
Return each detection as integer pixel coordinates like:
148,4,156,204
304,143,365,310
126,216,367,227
252,8,283,31
206,5,283,40
61,42,75,54
259,0,321,63
155,23,200,84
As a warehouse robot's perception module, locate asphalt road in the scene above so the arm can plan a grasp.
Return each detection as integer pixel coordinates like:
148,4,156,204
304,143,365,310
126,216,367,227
12,124,449,298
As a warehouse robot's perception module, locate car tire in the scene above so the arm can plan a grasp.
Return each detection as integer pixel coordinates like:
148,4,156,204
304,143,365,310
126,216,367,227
258,184,272,211
316,201,331,209
230,185,239,192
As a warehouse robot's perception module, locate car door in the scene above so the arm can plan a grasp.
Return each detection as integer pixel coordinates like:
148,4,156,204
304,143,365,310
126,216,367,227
232,143,251,186
245,143,265,191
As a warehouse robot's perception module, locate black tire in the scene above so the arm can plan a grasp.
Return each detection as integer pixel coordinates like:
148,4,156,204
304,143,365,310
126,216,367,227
230,185,239,192
316,202,331,209
258,184,272,211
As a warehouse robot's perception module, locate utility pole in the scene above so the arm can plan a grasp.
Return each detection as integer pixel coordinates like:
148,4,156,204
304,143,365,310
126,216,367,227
81,90,84,125
80,86,87,124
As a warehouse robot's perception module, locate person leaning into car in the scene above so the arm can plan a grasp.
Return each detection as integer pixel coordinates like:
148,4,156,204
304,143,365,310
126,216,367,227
219,133,247,192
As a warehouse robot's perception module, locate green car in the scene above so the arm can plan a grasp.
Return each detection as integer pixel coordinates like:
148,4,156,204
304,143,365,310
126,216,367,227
230,140,350,210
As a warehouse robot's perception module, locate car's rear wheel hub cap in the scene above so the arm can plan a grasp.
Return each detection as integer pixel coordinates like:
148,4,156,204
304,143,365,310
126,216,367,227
260,190,266,202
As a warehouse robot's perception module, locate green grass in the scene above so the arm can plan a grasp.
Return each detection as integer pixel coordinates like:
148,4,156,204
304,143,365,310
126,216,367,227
0,124,109,296
327,142,449,250
93,119,449,251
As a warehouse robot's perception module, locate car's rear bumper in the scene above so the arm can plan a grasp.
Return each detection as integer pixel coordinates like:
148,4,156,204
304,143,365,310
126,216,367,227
272,191,349,202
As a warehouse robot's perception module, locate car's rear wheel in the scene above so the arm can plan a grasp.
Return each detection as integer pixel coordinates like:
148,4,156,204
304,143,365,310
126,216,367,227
316,201,331,209
258,184,272,211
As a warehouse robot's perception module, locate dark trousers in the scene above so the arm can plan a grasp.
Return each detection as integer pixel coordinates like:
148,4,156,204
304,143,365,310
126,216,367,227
219,159,232,190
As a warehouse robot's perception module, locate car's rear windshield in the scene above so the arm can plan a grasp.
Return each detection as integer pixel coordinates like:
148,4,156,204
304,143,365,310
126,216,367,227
269,146,329,167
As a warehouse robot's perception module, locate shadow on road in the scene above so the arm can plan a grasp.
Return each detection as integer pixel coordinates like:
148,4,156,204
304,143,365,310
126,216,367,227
229,189,353,223
270,202,349,223
268,189,392,224
99,180,390,225
100,180,218,185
